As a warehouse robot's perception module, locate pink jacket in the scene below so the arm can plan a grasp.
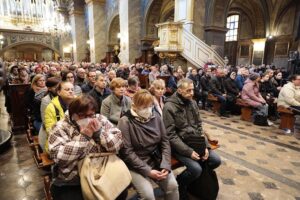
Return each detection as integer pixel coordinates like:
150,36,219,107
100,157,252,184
241,79,265,107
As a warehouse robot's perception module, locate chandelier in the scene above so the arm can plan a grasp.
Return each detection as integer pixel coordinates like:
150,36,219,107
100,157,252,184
0,0,71,37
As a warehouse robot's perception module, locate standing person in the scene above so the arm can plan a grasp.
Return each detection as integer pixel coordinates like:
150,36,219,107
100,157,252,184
163,78,221,200
49,95,128,200
101,78,132,126
118,90,179,200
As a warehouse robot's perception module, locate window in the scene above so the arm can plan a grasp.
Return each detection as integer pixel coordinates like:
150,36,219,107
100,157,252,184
226,15,239,42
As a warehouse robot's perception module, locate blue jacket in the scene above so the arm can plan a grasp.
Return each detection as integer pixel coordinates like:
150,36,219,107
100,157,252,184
236,75,245,91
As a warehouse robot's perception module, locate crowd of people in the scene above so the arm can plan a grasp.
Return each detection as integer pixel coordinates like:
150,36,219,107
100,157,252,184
2,59,300,200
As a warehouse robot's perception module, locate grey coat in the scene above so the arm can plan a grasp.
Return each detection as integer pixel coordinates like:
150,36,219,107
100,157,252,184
101,93,132,125
163,92,204,157
118,111,171,177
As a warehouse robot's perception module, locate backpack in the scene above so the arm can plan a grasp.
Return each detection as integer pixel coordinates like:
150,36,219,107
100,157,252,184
188,163,219,200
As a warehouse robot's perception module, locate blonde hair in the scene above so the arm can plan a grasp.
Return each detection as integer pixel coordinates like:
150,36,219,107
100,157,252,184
110,77,126,91
31,74,45,87
149,79,165,95
132,89,154,108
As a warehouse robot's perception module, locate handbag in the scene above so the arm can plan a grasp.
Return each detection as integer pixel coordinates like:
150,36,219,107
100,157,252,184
188,162,219,200
78,152,132,200
181,134,206,157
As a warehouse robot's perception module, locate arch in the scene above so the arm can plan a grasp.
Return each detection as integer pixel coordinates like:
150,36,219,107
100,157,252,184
273,0,297,35
107,14,120,50
0,41,61,56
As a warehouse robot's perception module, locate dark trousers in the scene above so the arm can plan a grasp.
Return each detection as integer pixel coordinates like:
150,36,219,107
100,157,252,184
291,106,300,115
213,94,227,115
173,150,221,199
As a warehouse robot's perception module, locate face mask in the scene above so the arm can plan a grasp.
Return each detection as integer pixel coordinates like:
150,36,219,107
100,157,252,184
76,118,92,130
136,107,153,119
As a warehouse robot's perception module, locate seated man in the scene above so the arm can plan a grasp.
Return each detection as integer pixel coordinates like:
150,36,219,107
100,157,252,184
163,78,221,200
209,68,228,117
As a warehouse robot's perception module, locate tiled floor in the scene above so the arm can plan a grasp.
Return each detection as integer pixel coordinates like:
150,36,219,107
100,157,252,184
0,91,300,200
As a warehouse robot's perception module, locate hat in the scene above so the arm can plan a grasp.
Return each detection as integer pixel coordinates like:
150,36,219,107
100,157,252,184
249,73,260,81
46,77,61,88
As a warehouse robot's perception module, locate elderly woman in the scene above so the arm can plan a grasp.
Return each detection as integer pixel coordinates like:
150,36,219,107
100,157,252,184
101,78,132,126
149,79,166,116
242,73,269,125
49,95,127,200
118,90,179,200
61,70,82,96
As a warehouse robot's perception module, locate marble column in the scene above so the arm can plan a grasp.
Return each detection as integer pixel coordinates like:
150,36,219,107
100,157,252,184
119,0,142,64
174,0,194,31
204,26,227,57
69,7,87,62
86,0,106,63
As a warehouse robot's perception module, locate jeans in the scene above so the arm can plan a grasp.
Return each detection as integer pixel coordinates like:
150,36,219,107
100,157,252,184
173,150,221,199
130,170,179,200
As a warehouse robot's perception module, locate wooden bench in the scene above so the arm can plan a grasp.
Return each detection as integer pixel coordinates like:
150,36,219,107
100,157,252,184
207,94,221,114
138,74,149,89
33,144,54,169
277,106,295,130
236,98,252,122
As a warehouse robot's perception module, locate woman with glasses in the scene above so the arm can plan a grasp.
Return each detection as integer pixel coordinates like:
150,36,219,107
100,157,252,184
118,90,179,200
62,71,82,96
44,81,75,153
101,78,132,126
48,94,127,200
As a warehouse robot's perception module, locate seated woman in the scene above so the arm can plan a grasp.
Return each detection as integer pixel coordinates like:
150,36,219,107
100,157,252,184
101,78,132,126
149,79,166,116
118,90,179,200
224,71,240,114
48,95,127,200
25,74,48,132
242,73,269,125
61,71,82,96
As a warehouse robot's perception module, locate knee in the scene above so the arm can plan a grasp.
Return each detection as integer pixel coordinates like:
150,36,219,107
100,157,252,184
187,163,203,178
166,175,179,194
208,152,222,169
139,190,155,200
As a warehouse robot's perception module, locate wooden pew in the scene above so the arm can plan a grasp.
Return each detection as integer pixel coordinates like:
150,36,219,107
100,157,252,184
8,83,30,132
277,106,295,130
236,98,252,122
207,94,221,114
138,74,149,89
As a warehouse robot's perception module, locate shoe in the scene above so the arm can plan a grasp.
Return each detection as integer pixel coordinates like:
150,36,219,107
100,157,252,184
220,113,229,118
267,120,274,126
283,128,292,135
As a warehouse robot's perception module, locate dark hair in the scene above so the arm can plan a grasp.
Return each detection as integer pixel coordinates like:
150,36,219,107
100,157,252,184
61,70,75,81
289,74,300,81
69,94,98,118
127,76,139,86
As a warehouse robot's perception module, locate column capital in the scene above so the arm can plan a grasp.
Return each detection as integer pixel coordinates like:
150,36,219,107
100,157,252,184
85,0,106,5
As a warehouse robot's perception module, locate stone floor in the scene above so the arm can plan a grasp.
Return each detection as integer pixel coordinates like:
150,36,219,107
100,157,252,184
0,90,300,200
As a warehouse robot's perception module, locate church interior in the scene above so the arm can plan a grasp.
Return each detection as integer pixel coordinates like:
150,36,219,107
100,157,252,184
0,0,300,200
